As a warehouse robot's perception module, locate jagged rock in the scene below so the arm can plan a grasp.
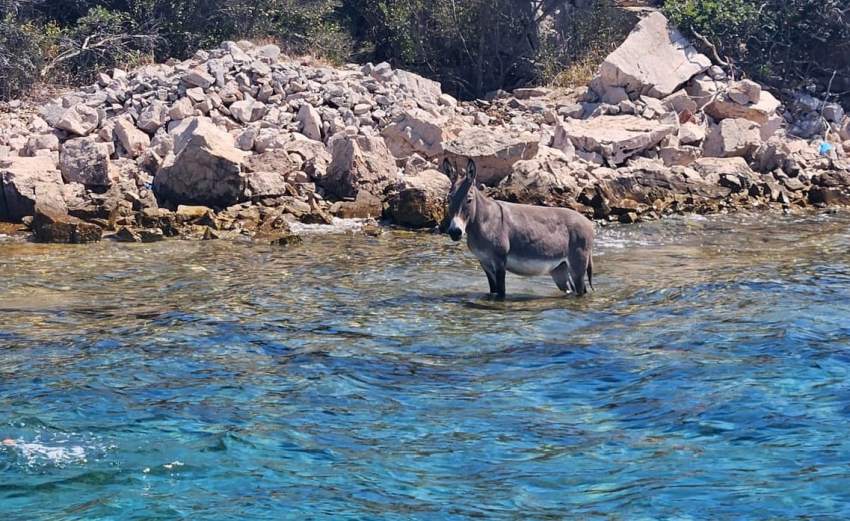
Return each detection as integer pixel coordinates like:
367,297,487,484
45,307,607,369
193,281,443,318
297,103,322,141
24,133,60,156
320,135,397,200
596,12,711,99
0,157,65,221
823,103,844,123
138,101,170,132
678,122,706,145
32,204,102,244
551,122,577,159
382,109,461,159
495,147,580,206
230,98,267,123
443,128,539,185
60,138,113,187
686,74,721,109
704,88,781,126
809,171,850,205
153,118,246,207
245,171,290,198
662,90,698,118
728,80,762,105
113,118,151,158
659,145,701,166
559,115,677,166
693,157,755,187
183,68,215,88
393,69,442,106
387,169,450,228
56,104,100,136
703,118,762,158
331,191,383,219
170,97,195,120
114,226,142,242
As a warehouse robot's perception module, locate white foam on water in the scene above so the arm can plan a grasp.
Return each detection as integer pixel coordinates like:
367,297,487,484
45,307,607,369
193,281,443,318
289,217,367,235
13,440,88,467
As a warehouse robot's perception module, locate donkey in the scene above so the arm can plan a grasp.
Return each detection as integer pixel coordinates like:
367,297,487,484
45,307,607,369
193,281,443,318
441,158,595,298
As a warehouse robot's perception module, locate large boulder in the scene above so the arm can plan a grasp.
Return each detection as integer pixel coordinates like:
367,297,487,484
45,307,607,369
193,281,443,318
59,138,113,187
703,118,762,158
393,69,443,106
31,204,102,244
705,83,782,126
559,115,677,166
495,147,581,206
153,118,247,207
55,104,100,136
0,156,66,221
442,128,539,185
382,109,461,159
321,135,397,200
387,169,450,228
597,12,711,99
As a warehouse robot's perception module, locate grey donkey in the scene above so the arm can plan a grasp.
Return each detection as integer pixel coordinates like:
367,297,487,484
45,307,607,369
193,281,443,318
440,158,595,298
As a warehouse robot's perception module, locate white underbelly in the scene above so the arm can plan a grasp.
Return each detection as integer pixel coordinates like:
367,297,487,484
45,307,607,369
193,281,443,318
505,254,563,276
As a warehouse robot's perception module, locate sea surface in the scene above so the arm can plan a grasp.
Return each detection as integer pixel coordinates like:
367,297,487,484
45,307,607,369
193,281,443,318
2,212,850,520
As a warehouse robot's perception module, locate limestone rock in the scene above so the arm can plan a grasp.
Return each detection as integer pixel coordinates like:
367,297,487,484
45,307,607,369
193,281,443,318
114,118,151,158
443,128,539,185
153,118,247,207
297,103,322,141
705,88,781,125
183,68,215,89
559,115,677,166
32,204,102,243
382,108,460,159
387,169,450,228
393,69,442,106
56,104,99,136
597,12,711,99
495,147,580,206
138,101,170,132
321,135,397,200
703,118,762,158
0,156,65,221
60,138,113,187
230,98,267,124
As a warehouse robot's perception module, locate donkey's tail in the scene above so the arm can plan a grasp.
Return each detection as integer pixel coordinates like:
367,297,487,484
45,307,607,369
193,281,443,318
587,253,594,292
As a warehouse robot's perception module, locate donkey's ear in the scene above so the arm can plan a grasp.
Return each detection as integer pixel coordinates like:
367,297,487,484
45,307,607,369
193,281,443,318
442,158,455,178
466,159,477,180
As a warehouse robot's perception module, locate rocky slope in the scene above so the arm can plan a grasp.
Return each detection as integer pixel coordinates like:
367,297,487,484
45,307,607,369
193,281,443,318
1,12,849,243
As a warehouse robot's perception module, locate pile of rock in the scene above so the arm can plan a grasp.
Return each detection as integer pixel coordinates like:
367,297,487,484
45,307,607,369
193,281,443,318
1,12,849,243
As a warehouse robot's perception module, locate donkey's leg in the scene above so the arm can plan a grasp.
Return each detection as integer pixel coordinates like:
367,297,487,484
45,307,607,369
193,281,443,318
494,264,507,300
550,262,573,294
480,261,497,294
568,247,589,297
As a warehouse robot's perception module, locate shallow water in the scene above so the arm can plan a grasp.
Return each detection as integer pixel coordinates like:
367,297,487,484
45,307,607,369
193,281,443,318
2,212,850,520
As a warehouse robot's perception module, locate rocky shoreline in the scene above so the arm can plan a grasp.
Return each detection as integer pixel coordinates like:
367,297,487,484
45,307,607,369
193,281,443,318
1,12,849,244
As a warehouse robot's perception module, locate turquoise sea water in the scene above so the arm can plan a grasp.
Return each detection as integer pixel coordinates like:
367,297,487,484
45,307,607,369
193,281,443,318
2,212,850,520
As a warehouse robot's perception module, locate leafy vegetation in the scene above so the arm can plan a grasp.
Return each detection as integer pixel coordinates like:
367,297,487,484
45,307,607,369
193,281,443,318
664,0,850,102
0,0,848,104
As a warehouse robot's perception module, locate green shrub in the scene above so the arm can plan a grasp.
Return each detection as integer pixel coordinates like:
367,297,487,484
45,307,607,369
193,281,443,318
664,0,850,102
0,16,44,99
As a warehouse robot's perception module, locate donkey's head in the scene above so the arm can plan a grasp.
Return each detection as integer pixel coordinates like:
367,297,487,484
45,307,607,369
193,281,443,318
442,158,478,242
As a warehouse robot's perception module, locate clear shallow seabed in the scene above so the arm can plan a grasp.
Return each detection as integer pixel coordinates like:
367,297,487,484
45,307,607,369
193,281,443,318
1,212,850,520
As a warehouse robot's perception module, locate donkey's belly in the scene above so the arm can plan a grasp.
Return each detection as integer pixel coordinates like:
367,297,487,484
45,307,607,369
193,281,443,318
505,254,563,276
